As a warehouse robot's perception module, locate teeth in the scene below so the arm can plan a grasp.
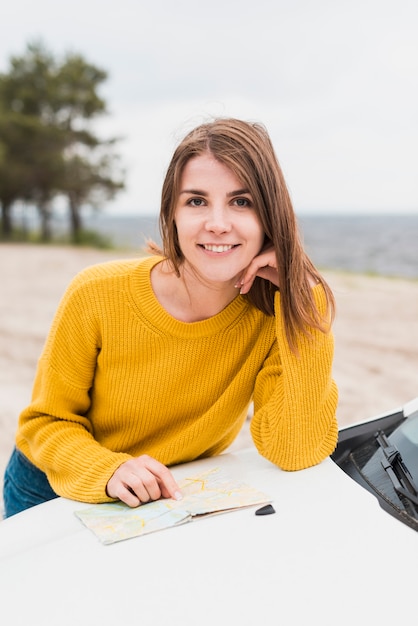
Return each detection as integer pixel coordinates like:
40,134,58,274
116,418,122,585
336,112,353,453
203,244,234,253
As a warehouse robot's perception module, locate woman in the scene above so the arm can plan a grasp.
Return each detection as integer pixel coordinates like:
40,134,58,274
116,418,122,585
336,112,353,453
3,118,338,517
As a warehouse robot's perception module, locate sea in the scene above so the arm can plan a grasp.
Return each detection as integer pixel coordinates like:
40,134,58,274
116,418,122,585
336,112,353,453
81,213,418,280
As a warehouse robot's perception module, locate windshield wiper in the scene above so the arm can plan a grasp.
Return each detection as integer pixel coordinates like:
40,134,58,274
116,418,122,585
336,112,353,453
375,430,418,506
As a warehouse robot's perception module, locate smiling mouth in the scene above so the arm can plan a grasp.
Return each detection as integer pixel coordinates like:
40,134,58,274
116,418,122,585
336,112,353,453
200,244,238,253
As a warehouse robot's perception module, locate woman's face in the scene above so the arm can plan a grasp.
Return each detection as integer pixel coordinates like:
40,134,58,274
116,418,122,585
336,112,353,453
174,152,265,288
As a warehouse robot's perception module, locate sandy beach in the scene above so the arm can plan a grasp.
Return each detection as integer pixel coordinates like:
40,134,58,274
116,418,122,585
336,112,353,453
1,243,418,512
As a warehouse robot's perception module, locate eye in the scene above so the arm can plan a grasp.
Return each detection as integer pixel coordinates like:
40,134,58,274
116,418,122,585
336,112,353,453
233,197,252,208
187,197,206,207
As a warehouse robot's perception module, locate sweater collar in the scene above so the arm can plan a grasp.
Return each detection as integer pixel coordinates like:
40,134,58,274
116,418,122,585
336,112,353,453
129,256,250,338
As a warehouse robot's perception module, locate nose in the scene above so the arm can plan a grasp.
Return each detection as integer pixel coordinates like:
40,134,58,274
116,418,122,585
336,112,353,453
204,205,232,234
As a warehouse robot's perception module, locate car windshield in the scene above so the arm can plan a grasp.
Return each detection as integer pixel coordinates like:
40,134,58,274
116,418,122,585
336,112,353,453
389,413,418,483
332,404,418,531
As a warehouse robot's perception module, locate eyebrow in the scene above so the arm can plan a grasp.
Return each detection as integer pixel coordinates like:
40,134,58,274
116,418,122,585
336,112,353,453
179,188,251,197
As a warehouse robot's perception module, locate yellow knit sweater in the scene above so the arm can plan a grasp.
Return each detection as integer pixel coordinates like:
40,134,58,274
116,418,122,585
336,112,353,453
16,256,338,503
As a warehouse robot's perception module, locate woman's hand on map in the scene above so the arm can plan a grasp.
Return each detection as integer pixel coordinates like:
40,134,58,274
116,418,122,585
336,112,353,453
106,455,183,507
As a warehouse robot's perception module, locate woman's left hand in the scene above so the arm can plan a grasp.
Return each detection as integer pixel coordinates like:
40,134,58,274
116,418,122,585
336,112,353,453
237,246,280,295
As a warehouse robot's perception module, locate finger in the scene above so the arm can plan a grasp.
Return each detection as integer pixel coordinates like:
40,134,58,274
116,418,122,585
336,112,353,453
239,252,279,294
107,469,161,506
106,464,155,505
106,476,142,508
127,469,162,502
239,263,277,294
255,265,281,285
119,486,142,508
235,262,260,293
141,456,182,500
106,457,182,505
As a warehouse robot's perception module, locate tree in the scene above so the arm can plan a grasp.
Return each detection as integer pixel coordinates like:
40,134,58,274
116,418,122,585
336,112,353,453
63,152,124,242
0,113,23,238
0,110,56,237
54,52,125,241
0,41,125,241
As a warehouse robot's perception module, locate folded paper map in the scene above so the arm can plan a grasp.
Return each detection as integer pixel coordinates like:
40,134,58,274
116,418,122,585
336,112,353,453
75,467,271,544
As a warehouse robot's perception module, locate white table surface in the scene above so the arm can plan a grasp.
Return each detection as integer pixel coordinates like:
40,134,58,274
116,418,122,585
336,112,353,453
1,447,417,625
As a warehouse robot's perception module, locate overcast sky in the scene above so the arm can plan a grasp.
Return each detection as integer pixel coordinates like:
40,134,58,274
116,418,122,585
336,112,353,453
2,0,417,216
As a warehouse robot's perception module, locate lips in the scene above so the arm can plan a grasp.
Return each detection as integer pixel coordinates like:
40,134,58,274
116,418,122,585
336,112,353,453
201,244,237,253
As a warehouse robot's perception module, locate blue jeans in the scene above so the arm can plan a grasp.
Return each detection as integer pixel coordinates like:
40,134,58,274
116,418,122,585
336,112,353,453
3,447,58,518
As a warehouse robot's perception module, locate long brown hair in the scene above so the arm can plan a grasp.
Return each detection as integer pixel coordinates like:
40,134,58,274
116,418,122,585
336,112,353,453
157,118,335,351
